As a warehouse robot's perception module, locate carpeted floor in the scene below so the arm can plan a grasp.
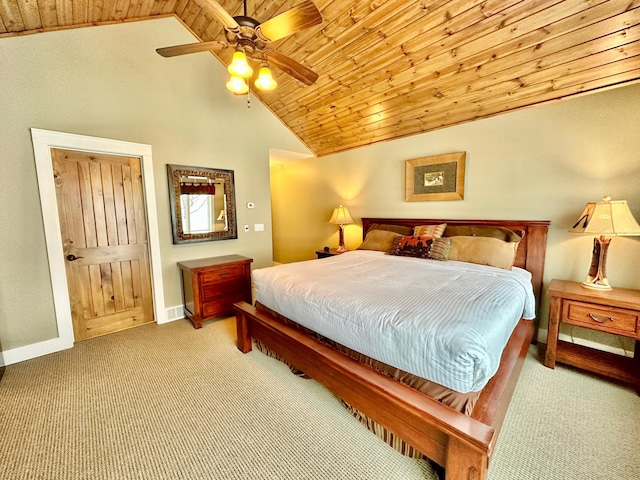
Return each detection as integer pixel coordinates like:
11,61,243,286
1,317,638,480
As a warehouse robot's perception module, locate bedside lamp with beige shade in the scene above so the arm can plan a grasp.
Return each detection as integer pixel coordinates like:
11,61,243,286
568,196,640,290
329,205,354,253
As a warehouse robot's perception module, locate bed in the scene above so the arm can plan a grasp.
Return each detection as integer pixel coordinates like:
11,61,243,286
234,218,549,480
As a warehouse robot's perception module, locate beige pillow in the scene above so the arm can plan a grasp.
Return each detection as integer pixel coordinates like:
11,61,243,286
366,223,414,236
357,229,403,252
448,236,519,270
413,223,447,238
443,225,523,242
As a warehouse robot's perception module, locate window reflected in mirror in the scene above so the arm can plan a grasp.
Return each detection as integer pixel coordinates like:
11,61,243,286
167,165,237,244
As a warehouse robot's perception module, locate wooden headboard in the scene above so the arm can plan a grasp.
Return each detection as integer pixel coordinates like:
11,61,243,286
361,218,550,313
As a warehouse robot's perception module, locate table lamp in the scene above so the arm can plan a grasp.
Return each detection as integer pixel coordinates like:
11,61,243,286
329,205,354,253
568,196,640,290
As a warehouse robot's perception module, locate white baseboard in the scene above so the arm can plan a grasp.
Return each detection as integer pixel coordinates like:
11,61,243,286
0,306,185,367
0,336,73,367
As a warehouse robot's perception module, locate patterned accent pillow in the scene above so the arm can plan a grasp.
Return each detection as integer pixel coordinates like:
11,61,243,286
413,223,447,238
428,237,452,261
386,236,452,261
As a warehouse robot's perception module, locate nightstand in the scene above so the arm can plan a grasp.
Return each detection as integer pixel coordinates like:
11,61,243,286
178,255,253,329
542,279,640,390
315,248,345,259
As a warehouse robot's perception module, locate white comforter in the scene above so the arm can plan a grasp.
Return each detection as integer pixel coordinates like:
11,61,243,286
253,250,536,393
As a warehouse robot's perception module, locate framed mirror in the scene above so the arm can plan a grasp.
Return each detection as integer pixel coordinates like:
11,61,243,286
167,164,237,244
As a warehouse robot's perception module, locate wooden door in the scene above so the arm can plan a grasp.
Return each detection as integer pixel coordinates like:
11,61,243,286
52,148,154,341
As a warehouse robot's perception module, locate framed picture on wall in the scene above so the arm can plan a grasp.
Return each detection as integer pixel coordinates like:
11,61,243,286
405,152,466,202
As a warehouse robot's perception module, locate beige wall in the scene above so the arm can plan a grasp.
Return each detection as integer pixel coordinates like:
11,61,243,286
0,18,310,352
271,83,640,348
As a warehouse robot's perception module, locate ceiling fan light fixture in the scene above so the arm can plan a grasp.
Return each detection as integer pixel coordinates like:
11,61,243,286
254,64,277,91
228,50,253,78
226,74,249,95
156,1,321,96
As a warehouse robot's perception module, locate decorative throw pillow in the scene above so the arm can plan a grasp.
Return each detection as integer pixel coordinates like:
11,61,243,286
386,236,452,260
428,237,453,261
413,223,447,238
448,236,519,270
357,229,404,252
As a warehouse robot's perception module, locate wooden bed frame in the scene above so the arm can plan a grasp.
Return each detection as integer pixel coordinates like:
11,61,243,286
234,218,549,480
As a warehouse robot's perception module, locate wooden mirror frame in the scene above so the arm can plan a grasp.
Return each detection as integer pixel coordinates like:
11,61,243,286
167,164,238,244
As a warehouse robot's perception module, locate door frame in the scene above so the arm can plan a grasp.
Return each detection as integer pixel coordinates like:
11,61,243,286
28,128,165,358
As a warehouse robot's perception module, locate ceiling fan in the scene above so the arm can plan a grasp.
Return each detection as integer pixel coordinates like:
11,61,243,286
156,0,322,93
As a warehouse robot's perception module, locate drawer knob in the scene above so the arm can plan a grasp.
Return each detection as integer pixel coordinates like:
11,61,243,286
588,313,614,324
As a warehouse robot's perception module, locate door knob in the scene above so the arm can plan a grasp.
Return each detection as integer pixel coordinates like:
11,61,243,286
66,254,83,261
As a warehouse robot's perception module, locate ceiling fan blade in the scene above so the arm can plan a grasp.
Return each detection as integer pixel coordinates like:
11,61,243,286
266,50,318,86
196,0,241,34
156,41,228,58
255,1,322,42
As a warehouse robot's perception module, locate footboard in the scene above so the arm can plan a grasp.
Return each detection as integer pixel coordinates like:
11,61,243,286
234,301,498,480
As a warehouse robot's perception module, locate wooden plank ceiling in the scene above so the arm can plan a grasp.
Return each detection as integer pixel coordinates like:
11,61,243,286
2,0,639,156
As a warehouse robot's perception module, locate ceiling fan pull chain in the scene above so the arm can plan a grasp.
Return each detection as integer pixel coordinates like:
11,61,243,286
247,89,251,109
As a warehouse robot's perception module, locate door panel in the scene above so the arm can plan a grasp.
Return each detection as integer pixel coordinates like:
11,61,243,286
52,148,154,341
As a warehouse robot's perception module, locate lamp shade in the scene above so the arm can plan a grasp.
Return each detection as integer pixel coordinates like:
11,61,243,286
329,205,354,225
569,196,640,291
226,75,249,94
254,65,277,91
568,196,640,236
227,50,253,78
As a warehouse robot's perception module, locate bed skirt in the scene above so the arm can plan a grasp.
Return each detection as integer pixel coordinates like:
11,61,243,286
251,302,482,458
253,337,425,458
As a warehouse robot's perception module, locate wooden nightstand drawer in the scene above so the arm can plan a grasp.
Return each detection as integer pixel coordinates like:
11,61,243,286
564,300,638,335
201,278,244,301
201,265,244,284
202,294,246,318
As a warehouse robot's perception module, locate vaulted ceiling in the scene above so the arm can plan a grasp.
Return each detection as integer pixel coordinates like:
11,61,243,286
2,0,639,156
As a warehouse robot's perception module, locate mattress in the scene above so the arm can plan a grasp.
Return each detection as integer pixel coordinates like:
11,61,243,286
253,250,536,393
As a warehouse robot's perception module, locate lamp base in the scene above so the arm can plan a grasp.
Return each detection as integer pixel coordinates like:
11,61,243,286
581,235,612,291
581,280,612,291
336,225,347,253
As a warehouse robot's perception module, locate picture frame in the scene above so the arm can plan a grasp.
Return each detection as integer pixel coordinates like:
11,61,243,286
405,152,466,202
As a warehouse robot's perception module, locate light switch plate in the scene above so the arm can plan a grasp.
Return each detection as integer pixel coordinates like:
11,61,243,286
244,225,249,233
